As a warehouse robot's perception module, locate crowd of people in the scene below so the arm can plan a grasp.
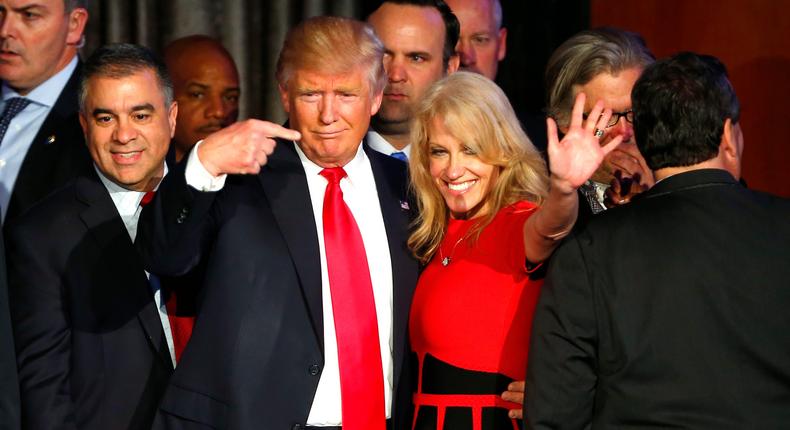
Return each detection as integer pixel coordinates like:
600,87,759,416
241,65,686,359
0,0,788,429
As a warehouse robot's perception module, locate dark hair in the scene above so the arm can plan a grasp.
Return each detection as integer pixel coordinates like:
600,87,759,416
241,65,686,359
64,0,87,11
545,27,654,127
632,52,740,170
373,0,460,67
79,43,173,113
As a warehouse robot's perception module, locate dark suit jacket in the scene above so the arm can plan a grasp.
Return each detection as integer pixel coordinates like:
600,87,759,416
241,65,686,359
137,140,419,429
6,172,174,430
526,169,790,429
0,231,19,430
4,63,93,225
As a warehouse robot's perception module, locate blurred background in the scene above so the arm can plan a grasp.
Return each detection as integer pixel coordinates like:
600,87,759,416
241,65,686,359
81,0,790,197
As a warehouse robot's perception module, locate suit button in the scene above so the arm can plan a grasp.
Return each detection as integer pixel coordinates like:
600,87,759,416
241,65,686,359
308,364,320,376
292,424,303,430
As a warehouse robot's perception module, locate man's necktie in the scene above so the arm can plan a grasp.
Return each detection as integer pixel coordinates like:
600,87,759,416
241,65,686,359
580,180,606,214
140,190,195,363
320,167,386,430
390,151,408,163
0,97,31,145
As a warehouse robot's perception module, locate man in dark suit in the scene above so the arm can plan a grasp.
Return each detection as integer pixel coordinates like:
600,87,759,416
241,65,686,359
0,232,18,430
0,0,93,225
137,16,419,429
7,44,185,429
526,52,790,429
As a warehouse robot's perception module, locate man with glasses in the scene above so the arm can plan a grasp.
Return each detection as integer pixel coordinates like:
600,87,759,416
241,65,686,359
545,27,655,223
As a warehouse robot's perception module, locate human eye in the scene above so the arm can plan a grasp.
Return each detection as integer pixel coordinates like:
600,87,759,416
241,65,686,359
188,90,205,100
21,8,42,21
429,145,447,157
462,145,477,155
94,114,113,125
408,54,427,63
472,34,491,45
223,92,240,103
132,112,152,122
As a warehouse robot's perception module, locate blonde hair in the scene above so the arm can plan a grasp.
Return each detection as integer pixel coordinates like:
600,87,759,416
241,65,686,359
275,16,386,97
408,72,549,264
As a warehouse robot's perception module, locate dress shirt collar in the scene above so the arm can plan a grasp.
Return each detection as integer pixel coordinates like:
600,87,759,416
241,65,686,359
2,55,78,108
366,130,410,159
94,162,168,216
293,140,369,187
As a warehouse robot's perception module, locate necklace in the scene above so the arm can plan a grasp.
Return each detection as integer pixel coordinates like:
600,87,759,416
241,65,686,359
438,232,468,266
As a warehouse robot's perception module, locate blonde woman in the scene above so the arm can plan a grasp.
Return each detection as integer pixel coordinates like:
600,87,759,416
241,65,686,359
407,72,619,429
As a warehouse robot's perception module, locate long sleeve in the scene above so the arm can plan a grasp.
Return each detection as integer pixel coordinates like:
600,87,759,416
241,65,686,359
526,234,598,430
7,225,77,430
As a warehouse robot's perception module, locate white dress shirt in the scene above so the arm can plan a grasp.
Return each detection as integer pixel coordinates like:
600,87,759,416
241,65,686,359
185,141,395,425
0,56,78,222
95,164,177,367
366,130,411,160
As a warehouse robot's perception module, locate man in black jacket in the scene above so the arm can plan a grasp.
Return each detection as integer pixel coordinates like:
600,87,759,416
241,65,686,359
527,52,790,429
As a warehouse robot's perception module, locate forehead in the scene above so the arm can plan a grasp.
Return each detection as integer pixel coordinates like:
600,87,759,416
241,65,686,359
290,67,369,92
369,4,446,52
85,69,167,109
0,0,64,12
577,67,643,111
169,47,238,85
447,0,495,30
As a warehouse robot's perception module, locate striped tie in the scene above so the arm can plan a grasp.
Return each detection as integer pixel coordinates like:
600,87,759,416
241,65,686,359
0,97,31,145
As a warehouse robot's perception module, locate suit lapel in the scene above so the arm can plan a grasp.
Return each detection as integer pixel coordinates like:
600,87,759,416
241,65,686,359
258,140,324,347
75,173,173,369
364,145,418,394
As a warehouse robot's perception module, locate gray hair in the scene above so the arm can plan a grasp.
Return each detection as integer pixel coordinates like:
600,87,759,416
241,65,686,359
79,43,173,113
545,27,654,127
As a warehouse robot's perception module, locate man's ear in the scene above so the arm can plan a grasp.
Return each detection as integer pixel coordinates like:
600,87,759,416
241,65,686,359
720,118,743,178
168,101,178,139
447,54,460,75
496,27,507,61
66,8,89,46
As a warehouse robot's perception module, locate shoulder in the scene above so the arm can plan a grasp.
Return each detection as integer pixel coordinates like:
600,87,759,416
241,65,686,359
6,177,85,241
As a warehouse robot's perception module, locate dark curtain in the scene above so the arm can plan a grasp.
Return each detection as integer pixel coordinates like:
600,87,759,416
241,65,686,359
82,0,588,124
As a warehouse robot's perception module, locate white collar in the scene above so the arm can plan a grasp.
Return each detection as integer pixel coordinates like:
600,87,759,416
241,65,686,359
366,130,410,159
293,140,369,187
2,56,78,107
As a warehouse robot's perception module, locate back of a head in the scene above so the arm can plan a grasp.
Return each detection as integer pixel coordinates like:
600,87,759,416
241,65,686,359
275,16,386,95
545,27,654,127
79,43,173,113
632,52,740,170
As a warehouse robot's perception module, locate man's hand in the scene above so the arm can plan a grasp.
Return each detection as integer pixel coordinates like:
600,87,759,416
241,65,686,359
197,120,301,176
547,93,622,195
501,380,525,419
596,141,655,189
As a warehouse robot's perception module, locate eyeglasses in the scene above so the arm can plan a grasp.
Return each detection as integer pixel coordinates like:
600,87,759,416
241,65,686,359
583,109,634,128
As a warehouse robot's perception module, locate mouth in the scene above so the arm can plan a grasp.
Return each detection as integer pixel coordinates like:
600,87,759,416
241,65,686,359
446,179,477,194
313,130,346,139
197,124,223,133
111,150,143,164
0,49,20,61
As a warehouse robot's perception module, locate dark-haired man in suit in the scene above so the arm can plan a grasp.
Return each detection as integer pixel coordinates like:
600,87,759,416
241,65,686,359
0,0,93,225
7,43,188,430
527,52,790,429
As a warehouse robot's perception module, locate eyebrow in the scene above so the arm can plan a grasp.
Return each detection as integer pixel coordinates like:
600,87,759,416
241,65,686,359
91,103,155,116
3,3,46,13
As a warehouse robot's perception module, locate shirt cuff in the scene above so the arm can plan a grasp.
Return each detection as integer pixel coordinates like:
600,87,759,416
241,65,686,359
185,140,227,192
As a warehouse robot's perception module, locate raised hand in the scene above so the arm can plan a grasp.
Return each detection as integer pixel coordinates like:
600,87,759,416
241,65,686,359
197,119,301,176
546,93,622,194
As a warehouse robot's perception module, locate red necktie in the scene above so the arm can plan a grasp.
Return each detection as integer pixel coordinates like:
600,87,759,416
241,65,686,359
140,190,195,363
320,167,386,430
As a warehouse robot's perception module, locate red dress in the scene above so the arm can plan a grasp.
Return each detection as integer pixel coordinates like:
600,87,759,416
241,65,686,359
409,201,543,430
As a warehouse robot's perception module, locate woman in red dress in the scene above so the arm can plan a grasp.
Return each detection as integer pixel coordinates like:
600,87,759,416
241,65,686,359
407,72,620,430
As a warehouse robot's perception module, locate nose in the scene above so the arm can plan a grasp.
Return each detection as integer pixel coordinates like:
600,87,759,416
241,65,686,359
205,93,225,119
319,94,338,125
445,154,465,180
457,39,476,67
0,12,15,39
613,118,634,144
386,57,406,83
113,118,138,144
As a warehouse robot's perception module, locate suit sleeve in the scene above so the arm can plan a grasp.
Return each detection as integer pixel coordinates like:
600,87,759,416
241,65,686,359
136,156,219,277
526,233,598,430
0,233,20,430
7,225,78,430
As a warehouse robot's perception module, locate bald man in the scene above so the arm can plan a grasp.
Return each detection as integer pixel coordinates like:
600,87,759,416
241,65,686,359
164,35,240,163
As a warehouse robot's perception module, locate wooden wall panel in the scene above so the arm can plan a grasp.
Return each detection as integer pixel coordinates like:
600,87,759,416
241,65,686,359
591,0,790,196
